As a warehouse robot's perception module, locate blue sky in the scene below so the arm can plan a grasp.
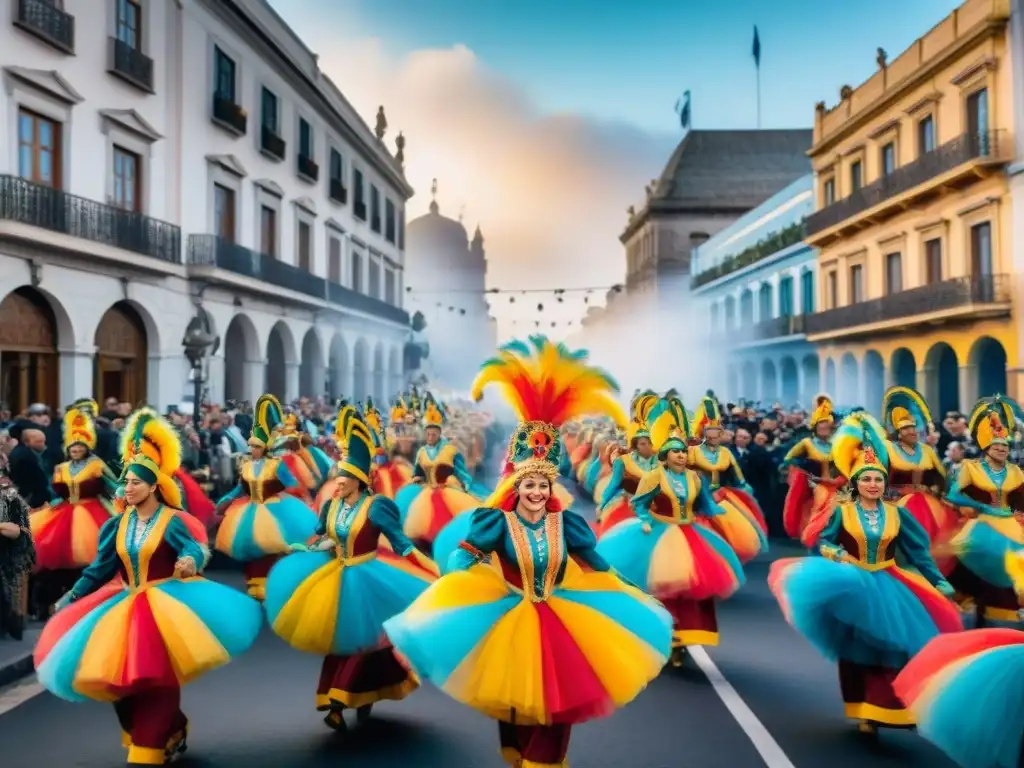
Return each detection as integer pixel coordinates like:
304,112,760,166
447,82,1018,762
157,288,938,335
278,0,963,133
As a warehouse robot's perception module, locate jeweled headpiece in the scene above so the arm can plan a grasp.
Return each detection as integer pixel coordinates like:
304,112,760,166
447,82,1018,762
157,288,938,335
882,385,931,433
833,411,889,481
969,394,1021,451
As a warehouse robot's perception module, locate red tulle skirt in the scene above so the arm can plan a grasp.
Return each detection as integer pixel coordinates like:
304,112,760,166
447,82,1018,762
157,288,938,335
782,468,845,547
30,497,114,571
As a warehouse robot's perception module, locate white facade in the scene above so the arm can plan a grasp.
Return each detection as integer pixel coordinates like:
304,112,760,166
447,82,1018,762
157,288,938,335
0,0,412,413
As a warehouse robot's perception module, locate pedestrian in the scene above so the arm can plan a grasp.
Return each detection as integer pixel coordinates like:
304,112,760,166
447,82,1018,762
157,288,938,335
0,449,34,640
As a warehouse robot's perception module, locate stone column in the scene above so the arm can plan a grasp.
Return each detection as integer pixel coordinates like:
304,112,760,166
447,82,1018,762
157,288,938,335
958,365,978,414
916,366,936,410
147,354,188,412
58,348,94,407
205,354,226,405
284,362,300,403
243,358,265,404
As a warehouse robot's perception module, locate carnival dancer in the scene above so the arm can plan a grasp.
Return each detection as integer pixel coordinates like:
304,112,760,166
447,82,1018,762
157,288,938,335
271,411,333,502
893,549,1024,768
598,397,744,665
384,337,672,768
686,396,767,564
781,395,845,547
363,398,414,499
882,386,956,544
29,406,119,613
214,394,319,600
596,392,659,537
768,411,961,736
944,395,1024,627
389,397,421,463
394,394,478,553
35,410,262,766
265,406,437,730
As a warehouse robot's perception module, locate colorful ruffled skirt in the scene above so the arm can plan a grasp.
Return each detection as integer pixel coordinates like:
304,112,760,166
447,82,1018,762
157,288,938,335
174,468,215,528
896,490,958,545
372,459,414,500
782,468,844,547
768,558,962,667
34,577,262,702
215,494,319,562
265,549,436,656
596,494,636,538
30,497,115,571
945,515,1024,622
395,483,478,546
383,559,671,725
894,628,1024,768
703,488,768,564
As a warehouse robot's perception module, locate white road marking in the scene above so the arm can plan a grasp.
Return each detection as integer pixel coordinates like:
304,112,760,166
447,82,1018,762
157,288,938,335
0,675,43,716
689,646,797,768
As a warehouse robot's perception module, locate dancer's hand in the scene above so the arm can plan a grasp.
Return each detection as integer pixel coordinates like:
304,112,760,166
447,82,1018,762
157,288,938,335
641,522,652,534
936,579,955,598
290,543,309,552
175,556,197,578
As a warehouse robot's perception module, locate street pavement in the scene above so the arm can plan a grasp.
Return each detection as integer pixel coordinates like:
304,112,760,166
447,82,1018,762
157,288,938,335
0,490,960,768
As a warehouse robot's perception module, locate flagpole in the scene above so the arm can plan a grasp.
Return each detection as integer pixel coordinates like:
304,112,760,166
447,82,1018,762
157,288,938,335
756,64,761,129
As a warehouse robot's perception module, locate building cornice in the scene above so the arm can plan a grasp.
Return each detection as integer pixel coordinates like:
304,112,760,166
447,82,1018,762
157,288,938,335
619,201,754,243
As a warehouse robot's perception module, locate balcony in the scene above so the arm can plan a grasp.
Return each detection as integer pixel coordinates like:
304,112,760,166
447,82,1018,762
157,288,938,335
805,274,1011,340
187,235,409,325
329,179,347,205
692,220,806,289
212,96,247,136
0,175,180,263
371,216,381,233
260,126,285,161
108,37,154,93
752,314,806,340
15,0,75,54
354,201,367,221
297,154,319,182
807,131,1008,243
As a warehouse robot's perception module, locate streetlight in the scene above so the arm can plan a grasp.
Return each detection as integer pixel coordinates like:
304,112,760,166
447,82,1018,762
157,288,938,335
182,307,220,432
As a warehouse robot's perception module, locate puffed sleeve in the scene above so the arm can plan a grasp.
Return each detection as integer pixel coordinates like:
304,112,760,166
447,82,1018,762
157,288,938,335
370,497,438,575
598,457,626,510
275,458,299,487
947,462,1007,517
447,506,506,572
450,451,474,490
164,513,207,570
631,469,662,526
815,507,845,561
67,516,122,600
782,439,808,465
562,509,611,571
895,504,945,586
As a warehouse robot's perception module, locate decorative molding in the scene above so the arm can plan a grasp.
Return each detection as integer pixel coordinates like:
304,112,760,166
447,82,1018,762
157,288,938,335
294,196,317,215
904,92,943,116
325,217,346,233
914,217,948,232
254,178,284,197
876,231,906,248
205,154,247,177
351,235,367,248
951,56,998,87
98,109,163,142
840,142,866,158
3,66,83,104
956,195,1000,218
867,118,901,140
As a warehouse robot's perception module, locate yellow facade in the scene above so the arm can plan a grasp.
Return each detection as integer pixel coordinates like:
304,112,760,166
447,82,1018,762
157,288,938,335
805,0,1017,416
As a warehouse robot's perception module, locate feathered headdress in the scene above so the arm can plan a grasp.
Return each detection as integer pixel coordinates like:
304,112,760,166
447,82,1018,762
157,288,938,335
832,411,889,481
626,391,658,446
119,408,183,509
882,385,931,434
472,336,625,508
408,385,422,414
363,396,383,436
250,394,283,448
810,394,834,428
968,394,1022,451
62,407,97,452
646,397,691,456
336,408,377,486
422,393,445,429
390,396,408,423
70,398,100,418
692,396,722,440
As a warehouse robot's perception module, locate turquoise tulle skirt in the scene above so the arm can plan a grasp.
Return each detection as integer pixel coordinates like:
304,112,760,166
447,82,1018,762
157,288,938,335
952,516,1024,587
769,558,962,668
896,629,1024,768
264,549,436,656
35,578,262,703
215,494,319,562
433,514,473,575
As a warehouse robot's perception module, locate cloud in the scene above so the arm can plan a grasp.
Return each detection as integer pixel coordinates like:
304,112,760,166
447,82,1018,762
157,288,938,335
313,38,677,326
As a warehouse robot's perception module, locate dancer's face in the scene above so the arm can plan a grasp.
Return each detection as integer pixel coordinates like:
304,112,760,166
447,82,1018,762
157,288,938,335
664,448,687,472
898,426,918,445
856,470,885,500
425,427,441,446
335,474,361,500
988,442,1010,463
251,445,265,459
124,471,155,506
517,473,551,514
704,428,721,447
69,444,87,460
634,437,653,459
814,423,832,439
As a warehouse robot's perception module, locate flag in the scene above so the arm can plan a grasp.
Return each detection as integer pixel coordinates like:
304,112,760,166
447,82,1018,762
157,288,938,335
752,25,761,68
674,90,691,129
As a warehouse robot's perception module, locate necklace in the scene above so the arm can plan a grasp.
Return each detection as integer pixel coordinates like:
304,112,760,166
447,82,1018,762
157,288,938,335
532,527,544,542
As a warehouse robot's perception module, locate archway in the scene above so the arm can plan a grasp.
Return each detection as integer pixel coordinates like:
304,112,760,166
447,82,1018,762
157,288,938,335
0,287,59,412
266,323,292,400
389,346,402,397
780,357,798,403
223,314,258,403
760,359,778,401
94,301,148,405
824,358,836,396
299,328,324,398
373,342,386,403
725,363,738,401
801,355,820,404
353,338,369,400
839,353,859,406
925,343,959,417
863,350,885,417
890,348,916,389
970,336,1008,398
740,360,756,395
328,334,349,399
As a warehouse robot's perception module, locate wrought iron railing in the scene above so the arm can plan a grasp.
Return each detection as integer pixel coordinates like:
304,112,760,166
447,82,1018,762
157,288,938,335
260,126,285,160
109,37,154,92
212,96,247,135
0,175,180,262
804,274,1011,334
806,131,1006,235
15,0,75,53
329,179,347,204
297,154,319,182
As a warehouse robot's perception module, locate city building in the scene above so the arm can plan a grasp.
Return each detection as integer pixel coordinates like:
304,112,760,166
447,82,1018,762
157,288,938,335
0,0,411,414
804,0,1016,415
1009,0,1024,392
692,175,819,405
405,182,496,390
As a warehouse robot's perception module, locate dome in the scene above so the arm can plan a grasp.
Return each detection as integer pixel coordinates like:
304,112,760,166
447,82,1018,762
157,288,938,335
406,206,470,253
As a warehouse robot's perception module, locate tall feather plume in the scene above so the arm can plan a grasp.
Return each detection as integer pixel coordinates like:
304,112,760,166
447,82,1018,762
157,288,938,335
646,398,681,451
968,394,1023,435
666,396,692,440
882,385,932,433
832,411,889,479
118,407,182,476
255,394,284,436
633,393,658,425
692,396,720,436
347,415,376,459
471,335,626,428
335,405,358,444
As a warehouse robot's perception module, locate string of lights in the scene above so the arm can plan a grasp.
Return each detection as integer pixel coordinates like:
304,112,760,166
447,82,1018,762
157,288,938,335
404,283,625,318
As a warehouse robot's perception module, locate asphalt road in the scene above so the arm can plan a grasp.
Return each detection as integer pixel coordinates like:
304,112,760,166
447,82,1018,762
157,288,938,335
0,490,959,768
